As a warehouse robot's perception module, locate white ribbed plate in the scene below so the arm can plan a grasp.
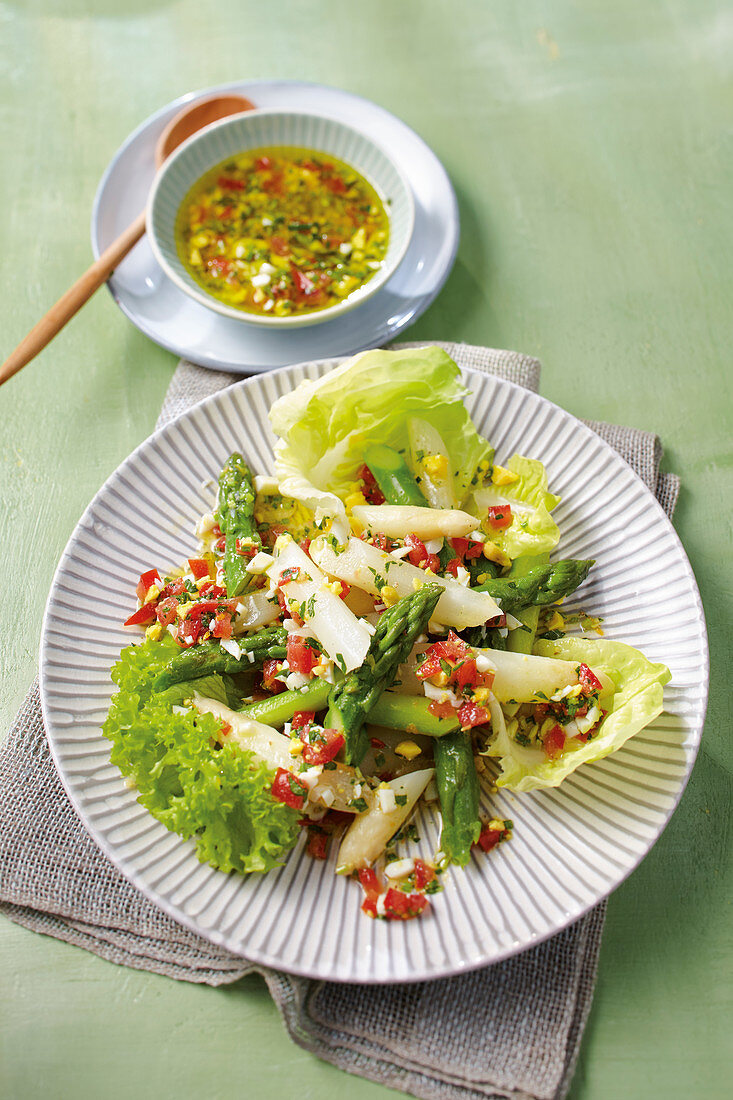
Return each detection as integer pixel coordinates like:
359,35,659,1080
40,362,708,984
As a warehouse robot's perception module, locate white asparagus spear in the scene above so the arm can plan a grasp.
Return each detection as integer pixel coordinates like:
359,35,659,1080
309,535,500,629
266,536,371,672
336,768,434,873
475,648,615,703
351,503,478,540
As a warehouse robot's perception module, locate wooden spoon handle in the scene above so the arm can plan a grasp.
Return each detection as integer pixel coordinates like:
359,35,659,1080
0,210,147,387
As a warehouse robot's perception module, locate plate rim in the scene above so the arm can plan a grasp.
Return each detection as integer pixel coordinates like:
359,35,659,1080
39,358,709,983
90,80,460,372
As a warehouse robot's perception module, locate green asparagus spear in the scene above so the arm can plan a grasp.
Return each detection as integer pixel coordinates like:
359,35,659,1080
474,559,594,615
153,626,287,692
325,582,442,766
363,444,427,507
369,692,459,737
506,554,548,655
237,677,332,726
434,730,481,866
216,452,261,598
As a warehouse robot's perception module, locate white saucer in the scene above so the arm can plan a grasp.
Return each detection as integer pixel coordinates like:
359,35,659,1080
91,80,460,373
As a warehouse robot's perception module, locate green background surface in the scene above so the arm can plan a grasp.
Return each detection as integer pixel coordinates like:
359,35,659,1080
1,2,730,1097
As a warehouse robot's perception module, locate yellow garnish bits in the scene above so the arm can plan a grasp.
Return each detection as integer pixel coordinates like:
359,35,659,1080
546,610,565,631
482,541,512,569
491,465,519,486
394,741,422,760
422,453,448,477
380,585,400,607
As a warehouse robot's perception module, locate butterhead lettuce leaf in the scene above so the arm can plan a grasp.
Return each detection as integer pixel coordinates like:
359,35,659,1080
489,636,671,791
269,346,494,516
472,455,561,559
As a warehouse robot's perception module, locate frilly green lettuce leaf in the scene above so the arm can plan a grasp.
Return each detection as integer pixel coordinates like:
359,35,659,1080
269,346,493,515
104,637,299,873
489,636,671,791
472,455,561,558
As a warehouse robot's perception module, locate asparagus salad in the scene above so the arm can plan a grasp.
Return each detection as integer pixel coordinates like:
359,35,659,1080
105,347,670,922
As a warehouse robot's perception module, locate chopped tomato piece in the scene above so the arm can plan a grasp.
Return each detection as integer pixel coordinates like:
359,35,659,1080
217,176,245,190
305,829,329,860
413,858,435,890
287,635,319,675
209,611,233,640
254,156,272,171
278,567,301,585
155,596,179,627
476,823,506,853
578,663,603,693
124,603,157,627
457,700,490,730
291,710,315,731
300,726,345,766
383,888,429,920
292,267,316,296
428,699,457,719
158,577,186,600
416,631,471,680
135,568,160,602
544,724,567,760
271,768,307,810
207,256,232,277
270,234,289,256
444,557,462,577
188,558,212,580
197,581,226,599
487,505,513,530
262,659,287,693
361,898,378,918
358,867,381,902
405,533,429,568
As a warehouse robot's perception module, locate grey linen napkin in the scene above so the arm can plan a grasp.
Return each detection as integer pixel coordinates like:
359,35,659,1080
0,342,679,1100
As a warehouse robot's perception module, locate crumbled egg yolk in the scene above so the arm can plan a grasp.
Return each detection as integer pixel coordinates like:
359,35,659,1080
482,540,512,568
288,740,304,756
491,465,519,486
322,579,344,596
422,453,448,477
546,610,565,631
145,621,163,641
394,740,422,760
380,585,400,607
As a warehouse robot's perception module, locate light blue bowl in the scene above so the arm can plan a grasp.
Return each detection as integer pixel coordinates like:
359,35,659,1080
147,108,415,327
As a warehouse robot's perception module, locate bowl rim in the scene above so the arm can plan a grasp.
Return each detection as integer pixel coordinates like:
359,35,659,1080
146,106,417,327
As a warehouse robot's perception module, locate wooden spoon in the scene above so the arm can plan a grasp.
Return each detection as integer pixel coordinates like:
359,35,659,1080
0,92,255,387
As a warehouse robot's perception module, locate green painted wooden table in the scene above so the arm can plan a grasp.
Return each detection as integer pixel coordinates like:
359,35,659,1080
1,3,730,1097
